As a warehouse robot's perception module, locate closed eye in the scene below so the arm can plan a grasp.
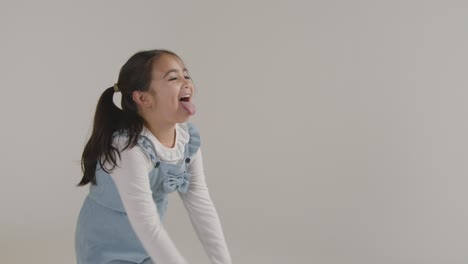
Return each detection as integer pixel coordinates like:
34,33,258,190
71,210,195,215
169,76,191,81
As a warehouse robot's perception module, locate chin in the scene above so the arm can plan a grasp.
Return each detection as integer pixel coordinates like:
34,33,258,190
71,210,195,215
175,115,190,123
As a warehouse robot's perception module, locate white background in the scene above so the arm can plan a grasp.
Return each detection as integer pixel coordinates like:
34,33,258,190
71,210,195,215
1,0,467,263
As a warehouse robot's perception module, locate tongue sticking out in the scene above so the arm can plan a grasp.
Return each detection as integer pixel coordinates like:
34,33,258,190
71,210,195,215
179,101,196,115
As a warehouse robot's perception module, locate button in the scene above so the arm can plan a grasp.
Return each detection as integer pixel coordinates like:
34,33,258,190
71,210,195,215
154,161,160,168
185,157,191,163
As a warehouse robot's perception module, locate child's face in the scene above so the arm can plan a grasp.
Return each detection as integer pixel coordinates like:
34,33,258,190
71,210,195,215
145,54,196,123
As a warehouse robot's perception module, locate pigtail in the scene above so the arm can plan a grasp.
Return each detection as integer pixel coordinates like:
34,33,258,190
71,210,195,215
77,87,123,186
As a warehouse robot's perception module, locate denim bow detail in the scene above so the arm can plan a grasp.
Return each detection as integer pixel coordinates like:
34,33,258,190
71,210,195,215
162,171,191,193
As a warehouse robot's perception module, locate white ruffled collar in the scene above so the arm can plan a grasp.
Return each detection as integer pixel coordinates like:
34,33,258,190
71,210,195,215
141,123,190,162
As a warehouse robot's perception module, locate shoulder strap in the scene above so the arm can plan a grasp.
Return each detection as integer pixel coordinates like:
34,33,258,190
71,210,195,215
112,130,158,167
137,135,158,166
186,122,201,157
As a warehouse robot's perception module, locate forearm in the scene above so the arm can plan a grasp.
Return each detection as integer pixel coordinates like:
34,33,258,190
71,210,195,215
111,144,189,264
179,148,233,264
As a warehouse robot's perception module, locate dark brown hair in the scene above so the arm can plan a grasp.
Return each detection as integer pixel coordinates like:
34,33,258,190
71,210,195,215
77,49,183,186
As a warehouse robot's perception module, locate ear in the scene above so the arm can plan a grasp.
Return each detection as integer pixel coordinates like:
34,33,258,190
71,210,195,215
132,91,153,108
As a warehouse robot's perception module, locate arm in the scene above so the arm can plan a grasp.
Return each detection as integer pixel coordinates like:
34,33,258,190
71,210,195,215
178,148,233,264
109,142,189,264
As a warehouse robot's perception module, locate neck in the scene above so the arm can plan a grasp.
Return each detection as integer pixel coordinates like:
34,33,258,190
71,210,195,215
144,120,177,148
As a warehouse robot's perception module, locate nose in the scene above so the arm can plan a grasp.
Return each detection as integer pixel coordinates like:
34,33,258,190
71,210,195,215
183,79,194,91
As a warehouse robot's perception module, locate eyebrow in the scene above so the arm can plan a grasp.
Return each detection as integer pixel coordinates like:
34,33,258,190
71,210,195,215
163,68,189,78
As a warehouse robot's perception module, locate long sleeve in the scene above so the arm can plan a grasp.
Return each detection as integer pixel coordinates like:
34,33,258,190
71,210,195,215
108,140,189,264
178,147,233,264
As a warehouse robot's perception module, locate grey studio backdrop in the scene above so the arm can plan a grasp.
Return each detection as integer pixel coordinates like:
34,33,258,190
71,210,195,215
1,0,467,263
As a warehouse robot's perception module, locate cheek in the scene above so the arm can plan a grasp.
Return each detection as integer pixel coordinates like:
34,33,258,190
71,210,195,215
155,86,179,105
168,91,180,103
159,94,180,109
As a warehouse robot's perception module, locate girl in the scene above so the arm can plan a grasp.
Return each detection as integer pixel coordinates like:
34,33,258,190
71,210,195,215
75,49,232,264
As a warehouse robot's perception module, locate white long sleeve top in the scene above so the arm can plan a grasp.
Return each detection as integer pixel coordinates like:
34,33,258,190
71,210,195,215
103,123,232,264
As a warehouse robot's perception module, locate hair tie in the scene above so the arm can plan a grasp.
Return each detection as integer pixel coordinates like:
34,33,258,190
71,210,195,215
112,84,123,110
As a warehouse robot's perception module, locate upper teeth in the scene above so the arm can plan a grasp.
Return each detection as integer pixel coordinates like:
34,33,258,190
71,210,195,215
180,94,190,99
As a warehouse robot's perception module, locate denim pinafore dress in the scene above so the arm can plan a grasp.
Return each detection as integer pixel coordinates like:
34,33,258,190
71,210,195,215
75,122,201,264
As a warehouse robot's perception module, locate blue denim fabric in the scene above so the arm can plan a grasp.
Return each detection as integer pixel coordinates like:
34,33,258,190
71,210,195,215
75,122,201,264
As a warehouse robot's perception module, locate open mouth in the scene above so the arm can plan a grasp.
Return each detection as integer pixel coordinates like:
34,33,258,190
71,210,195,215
179,94,191,102
178,95,196,115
